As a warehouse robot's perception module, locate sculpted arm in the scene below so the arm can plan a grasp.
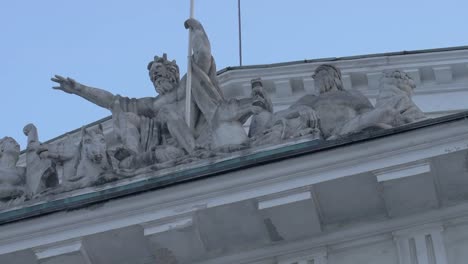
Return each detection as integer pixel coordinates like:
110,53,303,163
184,18,213,75
51,75,115,110
185,18,223,90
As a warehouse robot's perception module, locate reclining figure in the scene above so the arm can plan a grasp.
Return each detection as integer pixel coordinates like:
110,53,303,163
293,64,399,139
249,78,321,146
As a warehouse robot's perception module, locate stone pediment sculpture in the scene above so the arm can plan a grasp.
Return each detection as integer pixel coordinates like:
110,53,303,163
0,124,59,205
23,124,58,195
38,124,112,192
0,137,25,203
375,70,427,125
292,64,402,139
0,18,427,207
249,78,321,146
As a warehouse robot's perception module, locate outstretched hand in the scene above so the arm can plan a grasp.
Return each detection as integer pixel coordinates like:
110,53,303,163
184,18,202,30
51,75,81,94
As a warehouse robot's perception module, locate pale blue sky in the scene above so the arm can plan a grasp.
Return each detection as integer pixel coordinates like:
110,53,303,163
2,0,468,148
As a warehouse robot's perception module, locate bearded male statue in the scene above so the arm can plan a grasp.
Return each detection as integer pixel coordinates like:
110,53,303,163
292,64,398,139
52,18,260,169
52,51,194,168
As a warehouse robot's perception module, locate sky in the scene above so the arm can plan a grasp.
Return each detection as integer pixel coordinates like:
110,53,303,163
1,0,468,149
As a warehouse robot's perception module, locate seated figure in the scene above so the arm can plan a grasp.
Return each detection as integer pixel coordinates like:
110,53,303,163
0,137,25,201
52,53,191,170
52,18,261,171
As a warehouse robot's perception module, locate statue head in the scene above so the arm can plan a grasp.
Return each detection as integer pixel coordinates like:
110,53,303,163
0,137,20,162
380,70,416,97
312,64,344,94
251,78,273,113
147,54,180,95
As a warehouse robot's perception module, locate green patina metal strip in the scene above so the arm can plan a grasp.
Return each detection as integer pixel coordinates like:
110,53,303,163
2,111,468,225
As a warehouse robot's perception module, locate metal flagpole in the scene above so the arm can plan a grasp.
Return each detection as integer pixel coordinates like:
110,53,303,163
238,0,243,66
185,0,195,128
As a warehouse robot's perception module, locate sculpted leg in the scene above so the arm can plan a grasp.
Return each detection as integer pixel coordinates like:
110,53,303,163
112,99,141,154
158,106,196,154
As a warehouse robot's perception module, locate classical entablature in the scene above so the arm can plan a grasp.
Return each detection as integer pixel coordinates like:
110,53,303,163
1,18,468,264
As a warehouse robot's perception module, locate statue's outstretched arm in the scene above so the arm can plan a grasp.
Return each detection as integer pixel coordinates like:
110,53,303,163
51,75,115,110
184,18,212,74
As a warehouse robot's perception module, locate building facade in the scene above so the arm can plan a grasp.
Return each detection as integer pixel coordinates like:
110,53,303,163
1,46,468,264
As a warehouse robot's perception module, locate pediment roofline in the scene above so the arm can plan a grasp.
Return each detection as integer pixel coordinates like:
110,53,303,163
217,45,468,74
3,111,468,225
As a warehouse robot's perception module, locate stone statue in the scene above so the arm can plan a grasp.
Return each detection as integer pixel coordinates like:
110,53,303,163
375,70,426,125
293,64,397,139
113,101,188,171
73,125,111,184
0,18,433,206
52,18,260,167
248,79,274,138
0,137,25,201
39,125,112,190
37,133,77,182
249,78,321,146
51,54,193,165
23,124,59,195
181,18,261,151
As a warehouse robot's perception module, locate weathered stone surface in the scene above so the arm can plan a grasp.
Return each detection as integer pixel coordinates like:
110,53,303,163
375,69,427,126
39,124,112,192
23,124,58,195
249,78,274,138
184,18,261,151
40,133,79,182
293,65,398,139
0,20,430,206
0,137,25,202
249,78,321,146
51,18,259,165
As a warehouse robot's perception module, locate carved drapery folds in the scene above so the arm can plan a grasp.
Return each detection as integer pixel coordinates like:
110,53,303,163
249,78,321,146
0,19,427,206
0,137,25,203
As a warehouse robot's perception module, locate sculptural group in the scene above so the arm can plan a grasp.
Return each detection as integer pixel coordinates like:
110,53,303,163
0,18,427,206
